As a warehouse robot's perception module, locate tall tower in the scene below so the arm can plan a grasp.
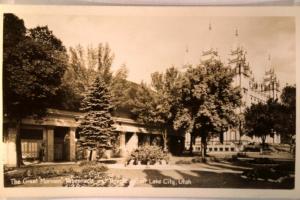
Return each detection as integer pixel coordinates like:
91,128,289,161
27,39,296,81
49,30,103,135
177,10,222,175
201,21,220,64
227,28,252,143
181,45,191,71
228,28,251,107
262,55,280,100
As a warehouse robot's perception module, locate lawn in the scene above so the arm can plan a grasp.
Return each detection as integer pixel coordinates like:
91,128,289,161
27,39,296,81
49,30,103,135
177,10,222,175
4,156,295,189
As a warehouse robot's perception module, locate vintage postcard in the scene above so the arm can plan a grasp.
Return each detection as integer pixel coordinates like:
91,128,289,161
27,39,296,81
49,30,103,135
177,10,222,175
0,5,299,199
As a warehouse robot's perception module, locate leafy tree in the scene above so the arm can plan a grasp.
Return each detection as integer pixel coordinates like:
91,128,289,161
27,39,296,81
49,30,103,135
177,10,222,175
279,85,296,146
3,14,68,167
59,43,125,111
131,67,182,152
78,76,116,160
58,45,96,110
174,60,241,157
244,99,283,149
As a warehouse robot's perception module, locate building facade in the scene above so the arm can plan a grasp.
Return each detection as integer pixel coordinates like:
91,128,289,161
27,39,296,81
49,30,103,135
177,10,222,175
184,25,281,153
3,109,167,167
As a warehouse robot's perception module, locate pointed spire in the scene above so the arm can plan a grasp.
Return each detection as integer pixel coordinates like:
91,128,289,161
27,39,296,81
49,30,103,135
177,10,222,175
209,21,212,31
185,45,189,53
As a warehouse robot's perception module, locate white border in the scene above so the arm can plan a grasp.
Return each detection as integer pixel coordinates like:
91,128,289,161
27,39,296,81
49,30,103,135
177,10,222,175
0,5,299,199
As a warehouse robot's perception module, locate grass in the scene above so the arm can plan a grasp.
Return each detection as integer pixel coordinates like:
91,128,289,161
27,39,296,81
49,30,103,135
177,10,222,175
4,155,295,188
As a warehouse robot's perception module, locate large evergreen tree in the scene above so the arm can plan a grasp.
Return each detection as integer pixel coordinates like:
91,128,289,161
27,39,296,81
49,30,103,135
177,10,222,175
78,76,116,160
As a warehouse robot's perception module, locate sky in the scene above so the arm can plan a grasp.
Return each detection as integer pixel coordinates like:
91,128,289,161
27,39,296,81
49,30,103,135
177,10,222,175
15,13,295,86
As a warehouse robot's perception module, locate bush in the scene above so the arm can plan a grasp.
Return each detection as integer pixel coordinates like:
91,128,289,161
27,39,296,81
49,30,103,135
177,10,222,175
191,156,207,163
175,160,192,164
242,167,289,181
126,145,169,165
63,173,129,187
79,160,98,167
248,158,276,165
237,152,248,158
63,162,128,187
78,160,108,174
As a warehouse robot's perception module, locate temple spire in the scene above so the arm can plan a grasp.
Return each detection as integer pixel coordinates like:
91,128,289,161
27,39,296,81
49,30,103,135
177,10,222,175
235,28,239,37
201,21,219,64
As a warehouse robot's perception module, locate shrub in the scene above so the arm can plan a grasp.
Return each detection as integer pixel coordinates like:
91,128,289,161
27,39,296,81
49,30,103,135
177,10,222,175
79,160,98,167
191,156,207,163
63,162,128,187
248,158,276,165
242,167,289,181
78,160,108,174
126,145,169,165
175,160,192,164
237,152,248,158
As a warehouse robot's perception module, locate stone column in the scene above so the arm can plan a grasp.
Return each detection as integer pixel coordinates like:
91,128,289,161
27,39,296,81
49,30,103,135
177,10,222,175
126,132,138,154
43,127,54,162
119,132,126,157
145,135,151,145
69,127,76,161
6,127,17,167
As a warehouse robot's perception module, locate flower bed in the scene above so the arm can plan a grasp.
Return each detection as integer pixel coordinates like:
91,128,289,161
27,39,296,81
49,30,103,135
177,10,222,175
63,161,129,187
5,162,129,187
126,145,169,165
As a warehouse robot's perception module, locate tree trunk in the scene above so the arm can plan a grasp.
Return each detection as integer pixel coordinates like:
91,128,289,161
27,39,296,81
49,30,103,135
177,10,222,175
15,120,23,167
162,129,168,152
261,136,266,154
189,134,194,155
88,149,93,161
201,135,207,158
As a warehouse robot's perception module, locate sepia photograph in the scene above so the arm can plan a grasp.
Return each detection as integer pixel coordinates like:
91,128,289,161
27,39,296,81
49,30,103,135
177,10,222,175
0,5,298,199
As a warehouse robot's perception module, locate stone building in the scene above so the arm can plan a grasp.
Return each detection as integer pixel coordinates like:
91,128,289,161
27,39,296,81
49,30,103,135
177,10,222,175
3,108,173,167
184,24,281,153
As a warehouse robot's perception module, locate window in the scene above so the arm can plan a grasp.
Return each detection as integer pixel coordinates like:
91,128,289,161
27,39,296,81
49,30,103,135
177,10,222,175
219,148,223,151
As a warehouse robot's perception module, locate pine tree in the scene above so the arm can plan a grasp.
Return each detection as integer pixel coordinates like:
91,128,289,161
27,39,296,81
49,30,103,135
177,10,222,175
78,76,116,160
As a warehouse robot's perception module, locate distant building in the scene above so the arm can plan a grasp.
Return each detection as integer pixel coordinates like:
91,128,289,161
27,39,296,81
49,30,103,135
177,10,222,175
184,24,281,153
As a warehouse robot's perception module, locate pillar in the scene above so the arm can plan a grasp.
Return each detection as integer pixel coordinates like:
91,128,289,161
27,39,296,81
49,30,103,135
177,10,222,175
145,134,151,145
43,127,54,162
6,127,17,166
126,132,138,154
119,132,126,157
69,127,76,161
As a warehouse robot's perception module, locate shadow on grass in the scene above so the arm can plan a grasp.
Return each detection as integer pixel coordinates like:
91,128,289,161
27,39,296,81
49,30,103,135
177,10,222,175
142,169,294,189
204,162,250,171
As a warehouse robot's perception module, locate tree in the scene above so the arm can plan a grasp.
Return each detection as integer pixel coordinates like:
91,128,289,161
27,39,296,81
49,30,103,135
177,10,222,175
131,67,182,152
58,43,123,111
244,99,283,150
3,14,68,167
279,85,296,146
174,60,241,157
78,76,116,160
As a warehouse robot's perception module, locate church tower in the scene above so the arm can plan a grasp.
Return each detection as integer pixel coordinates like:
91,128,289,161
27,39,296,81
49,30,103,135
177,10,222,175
201,22,220,64
228,28,251,108
262,55,280,100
